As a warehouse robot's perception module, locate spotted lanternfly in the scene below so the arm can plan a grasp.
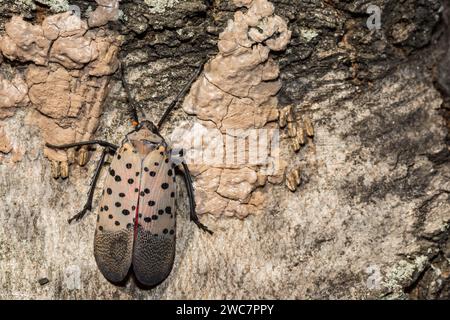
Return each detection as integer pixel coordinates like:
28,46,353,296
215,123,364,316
46,60,212,287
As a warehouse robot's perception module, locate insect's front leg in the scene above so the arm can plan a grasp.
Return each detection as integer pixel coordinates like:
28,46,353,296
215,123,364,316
176,161,213,235
68,147,112,224
46,140,118,224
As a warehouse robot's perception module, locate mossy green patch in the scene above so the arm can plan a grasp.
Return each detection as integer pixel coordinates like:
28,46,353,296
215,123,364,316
144,0,180,14
15,0,69,12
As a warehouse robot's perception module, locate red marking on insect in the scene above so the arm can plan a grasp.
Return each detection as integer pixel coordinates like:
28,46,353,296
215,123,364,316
134,187,140,241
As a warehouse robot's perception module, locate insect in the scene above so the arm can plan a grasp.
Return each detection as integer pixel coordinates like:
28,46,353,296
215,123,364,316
46,60,212,287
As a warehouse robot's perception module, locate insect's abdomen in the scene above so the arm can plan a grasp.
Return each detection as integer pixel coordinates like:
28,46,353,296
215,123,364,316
133,228,175,286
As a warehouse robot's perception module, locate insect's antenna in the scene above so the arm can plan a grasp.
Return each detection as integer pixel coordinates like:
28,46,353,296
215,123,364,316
120,64,140,128
157,58,208,130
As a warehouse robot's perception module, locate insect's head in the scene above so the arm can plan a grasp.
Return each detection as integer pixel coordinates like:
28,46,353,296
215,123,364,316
135,120,159,134
126,120,165,150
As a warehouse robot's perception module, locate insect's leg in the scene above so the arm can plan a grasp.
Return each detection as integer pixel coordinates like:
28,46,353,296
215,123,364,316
176,162,213,235
46,140,119,152
68,147,111,224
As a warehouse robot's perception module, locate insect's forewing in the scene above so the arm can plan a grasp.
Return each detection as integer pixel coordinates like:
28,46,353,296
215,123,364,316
133,146,176,286
94,142,141,283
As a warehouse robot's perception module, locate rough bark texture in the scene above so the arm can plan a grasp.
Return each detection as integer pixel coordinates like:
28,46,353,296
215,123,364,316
0,0,449,299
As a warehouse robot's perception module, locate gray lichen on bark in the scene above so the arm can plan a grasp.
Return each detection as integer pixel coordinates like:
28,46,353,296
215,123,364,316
0,0,449,299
